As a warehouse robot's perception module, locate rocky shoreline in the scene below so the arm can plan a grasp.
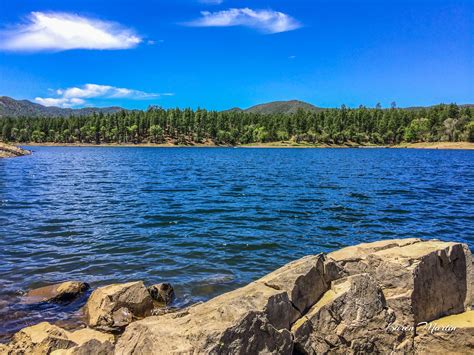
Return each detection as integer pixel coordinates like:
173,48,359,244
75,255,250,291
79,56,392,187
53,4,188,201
1,238,473,354
0,143,31,158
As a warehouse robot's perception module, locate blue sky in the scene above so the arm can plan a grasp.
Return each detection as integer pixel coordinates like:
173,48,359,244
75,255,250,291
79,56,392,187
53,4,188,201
0,0,472,110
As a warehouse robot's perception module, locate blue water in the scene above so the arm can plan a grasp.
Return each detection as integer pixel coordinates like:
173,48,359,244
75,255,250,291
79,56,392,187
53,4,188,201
1,146,473,340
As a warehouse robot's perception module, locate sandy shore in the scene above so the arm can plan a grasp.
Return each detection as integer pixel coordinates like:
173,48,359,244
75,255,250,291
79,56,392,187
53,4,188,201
19,141,474,150
391,142,474,150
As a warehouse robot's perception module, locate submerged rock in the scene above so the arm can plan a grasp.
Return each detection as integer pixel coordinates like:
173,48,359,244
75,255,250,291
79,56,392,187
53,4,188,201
84,281,154,332
23,281,90,304
147,283,175,305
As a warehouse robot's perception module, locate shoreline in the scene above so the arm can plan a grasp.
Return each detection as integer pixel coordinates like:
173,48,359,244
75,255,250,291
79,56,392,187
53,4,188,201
0,143,31,158
19,141,474,150
1,238,472,353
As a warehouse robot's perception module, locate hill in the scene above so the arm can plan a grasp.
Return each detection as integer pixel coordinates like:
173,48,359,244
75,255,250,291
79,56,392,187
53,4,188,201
0,96,124,118
242,100,322,115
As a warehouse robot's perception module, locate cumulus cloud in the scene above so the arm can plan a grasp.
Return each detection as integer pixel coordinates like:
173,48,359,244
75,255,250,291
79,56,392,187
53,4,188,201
35,84,164,108
0,12,142,52
186,8,301,34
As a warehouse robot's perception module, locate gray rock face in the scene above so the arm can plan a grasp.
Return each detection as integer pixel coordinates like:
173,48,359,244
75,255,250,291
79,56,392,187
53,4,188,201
115,254,328,354
292,274,401,354
257,254,329,321
84,281,154,332
23,281,90,304
328,238,472,324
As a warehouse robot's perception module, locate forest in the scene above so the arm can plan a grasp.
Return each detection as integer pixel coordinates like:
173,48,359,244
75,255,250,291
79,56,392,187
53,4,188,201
1,103,473,145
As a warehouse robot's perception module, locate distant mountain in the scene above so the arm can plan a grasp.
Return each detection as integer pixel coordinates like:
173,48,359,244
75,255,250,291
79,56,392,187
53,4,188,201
242,100,322,115
229,101,474,115
0,96,124,118
2,96,472,118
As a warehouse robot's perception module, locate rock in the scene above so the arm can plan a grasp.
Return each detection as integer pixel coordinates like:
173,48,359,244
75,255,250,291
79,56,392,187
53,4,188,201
115,283,294,354
24,281,90,304
292,274,402,354
66,328,114,347
328,238,472,324
5,322,114,355
7,239,473,354
115,254,328,354
0,143,31,158
84,281,154,332
472,257,474,308
414,310,474,354
49,328,115,355
147,283,175,305
7,322,76,355
257,254,329,320
0,344,11,353
51,339,114,355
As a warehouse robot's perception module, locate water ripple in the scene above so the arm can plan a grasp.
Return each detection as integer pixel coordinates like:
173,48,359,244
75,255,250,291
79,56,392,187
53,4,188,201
0,146,473,341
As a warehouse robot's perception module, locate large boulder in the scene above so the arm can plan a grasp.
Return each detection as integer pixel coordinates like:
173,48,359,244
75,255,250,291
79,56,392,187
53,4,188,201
23,281,90,304
291,274,404,354
6,322,76,355
256,254,329,321
414,310,474,354
328,238,472,325
84,281,154,332
115,254,328,354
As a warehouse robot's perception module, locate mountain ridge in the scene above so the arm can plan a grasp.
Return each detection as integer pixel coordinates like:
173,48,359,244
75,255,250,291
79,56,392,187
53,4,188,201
1,96,473,118
0,96,124,118
241,100,322,115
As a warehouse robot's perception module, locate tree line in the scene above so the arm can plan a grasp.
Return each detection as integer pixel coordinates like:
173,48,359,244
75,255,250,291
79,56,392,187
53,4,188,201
1,104,473,145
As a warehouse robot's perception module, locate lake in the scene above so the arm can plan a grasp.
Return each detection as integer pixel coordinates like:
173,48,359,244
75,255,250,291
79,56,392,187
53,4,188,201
1,146,473,340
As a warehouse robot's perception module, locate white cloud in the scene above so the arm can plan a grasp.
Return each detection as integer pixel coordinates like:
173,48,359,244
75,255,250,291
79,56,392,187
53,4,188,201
0,12,142,52
34,84,167,108
34,97,85,108
186,8,301,34
199,0,224,4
